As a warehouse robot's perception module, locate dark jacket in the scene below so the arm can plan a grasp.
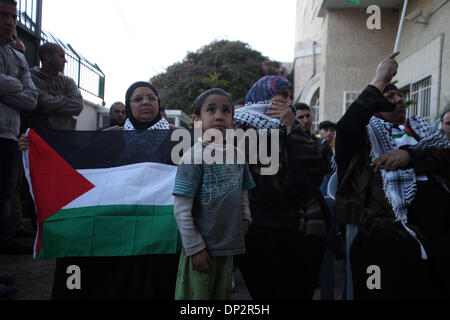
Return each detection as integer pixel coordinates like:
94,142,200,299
0,38,37,140
27,67,83,131
236,122,329,229
335,85,450,232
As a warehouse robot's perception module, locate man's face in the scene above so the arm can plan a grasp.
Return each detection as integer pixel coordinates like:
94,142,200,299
49,46,67,73
442,112,450,141
319,127,335,143
296,109,312,132
110,103,126,127
379,89,407,125
0,3,17,41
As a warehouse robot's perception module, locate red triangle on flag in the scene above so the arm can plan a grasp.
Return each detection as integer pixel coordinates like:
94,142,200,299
27,129,95,256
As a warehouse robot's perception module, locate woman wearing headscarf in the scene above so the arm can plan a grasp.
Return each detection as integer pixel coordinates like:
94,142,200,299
234,76,329,299
50,81,178,300
123,81,170,131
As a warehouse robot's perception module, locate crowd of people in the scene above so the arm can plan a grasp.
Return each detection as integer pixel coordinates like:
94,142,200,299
1,0,450,300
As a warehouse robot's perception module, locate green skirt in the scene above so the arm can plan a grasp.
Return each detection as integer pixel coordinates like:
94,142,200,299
175,253,233,300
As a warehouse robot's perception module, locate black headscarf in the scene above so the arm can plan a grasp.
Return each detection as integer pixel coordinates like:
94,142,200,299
125,81,162,130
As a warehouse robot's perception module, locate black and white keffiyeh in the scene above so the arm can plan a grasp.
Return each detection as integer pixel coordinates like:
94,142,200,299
123,117,170,131
367,115,450,259
234,102,283,131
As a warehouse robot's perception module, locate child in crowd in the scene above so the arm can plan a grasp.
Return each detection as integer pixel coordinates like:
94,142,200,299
173,88,255,300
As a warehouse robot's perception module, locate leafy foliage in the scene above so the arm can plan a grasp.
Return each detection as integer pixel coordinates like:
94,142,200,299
150,40,290,114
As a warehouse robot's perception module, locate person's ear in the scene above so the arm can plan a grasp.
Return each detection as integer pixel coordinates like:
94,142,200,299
193,114,201,122
43,52,51,64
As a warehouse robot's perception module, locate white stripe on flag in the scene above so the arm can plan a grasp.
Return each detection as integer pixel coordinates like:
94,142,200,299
64,162,177,209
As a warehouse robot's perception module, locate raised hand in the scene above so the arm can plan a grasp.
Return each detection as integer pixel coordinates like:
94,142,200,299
370,51,400,92
266,102,296,134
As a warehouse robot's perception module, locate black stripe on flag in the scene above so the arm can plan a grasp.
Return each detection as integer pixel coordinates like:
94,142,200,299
35,129,191,170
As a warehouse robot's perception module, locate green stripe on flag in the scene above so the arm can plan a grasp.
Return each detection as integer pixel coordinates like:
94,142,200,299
38,205,181,258
392,133,410,139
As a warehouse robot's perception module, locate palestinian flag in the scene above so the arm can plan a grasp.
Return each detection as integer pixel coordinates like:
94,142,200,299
23,128,183,259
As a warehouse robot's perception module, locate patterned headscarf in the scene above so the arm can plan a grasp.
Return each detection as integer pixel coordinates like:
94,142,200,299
234,76,293,131
245,76,291,105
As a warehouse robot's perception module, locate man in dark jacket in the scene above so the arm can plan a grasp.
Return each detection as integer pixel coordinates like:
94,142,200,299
26,43,83,131
295,103,333,172
335,52,450,299
97,102,126,130
0,0,37,299
0,0,37,255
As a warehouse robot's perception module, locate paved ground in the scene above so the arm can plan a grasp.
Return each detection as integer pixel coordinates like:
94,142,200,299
1,220,345,300
1,248,345,300
0,242,251,300
0,237,54,300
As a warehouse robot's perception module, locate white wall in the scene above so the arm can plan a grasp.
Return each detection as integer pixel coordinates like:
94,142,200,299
76,100,101,131
322,9,398,122
396,0,450,120
296,0,450,124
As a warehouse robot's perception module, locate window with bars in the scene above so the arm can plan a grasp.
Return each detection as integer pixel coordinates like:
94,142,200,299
310,89,320,133
400,85,410,103
343,91,360,114
401,85,412,116
408,76,432,122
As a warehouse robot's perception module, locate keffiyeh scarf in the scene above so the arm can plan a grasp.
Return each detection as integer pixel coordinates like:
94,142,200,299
367,115,450,259
234,103,283,131
123,117,170,131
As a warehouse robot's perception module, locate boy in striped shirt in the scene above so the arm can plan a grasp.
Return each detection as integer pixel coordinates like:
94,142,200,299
173,88,255,300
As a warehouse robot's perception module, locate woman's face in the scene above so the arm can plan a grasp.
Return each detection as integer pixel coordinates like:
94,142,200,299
129,87,159,123
271,87,293,105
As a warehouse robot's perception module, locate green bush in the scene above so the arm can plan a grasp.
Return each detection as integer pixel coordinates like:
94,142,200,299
150,40,289,115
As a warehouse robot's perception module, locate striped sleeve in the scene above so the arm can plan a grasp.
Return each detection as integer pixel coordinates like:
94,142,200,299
242,164,256,191
173,162,203,198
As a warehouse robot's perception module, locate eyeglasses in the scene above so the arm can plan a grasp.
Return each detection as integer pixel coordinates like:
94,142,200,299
131,95,158,103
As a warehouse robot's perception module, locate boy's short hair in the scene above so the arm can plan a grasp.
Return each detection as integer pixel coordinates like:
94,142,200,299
193,88,234,117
